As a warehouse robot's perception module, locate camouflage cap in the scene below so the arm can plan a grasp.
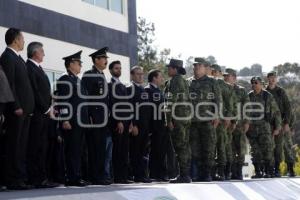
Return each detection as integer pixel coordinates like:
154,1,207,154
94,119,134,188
166,58,183,68
223,68,237,76
211,64,222,72
250,76,263,84
267,71,277,77
193,57,210,66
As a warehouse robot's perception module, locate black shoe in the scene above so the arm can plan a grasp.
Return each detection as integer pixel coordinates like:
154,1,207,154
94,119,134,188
288,163,295,177
134,177,152,183
0,185,7,192
170,176,192,183
35,180,60,188
91,180,111,185
115,179,134,184
251,173,263,179
65,179,88,187
7,182,33,190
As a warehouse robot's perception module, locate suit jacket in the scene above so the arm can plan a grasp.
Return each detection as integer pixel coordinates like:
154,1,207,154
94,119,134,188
26,60,51,114
108,77,129,128
127,82,150,130
81,66,109,125
0,64,14,103
0,48,34,114
144,84,165,133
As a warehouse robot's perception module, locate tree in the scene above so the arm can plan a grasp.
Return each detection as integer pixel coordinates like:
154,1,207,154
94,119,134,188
185,56,194,78
238,67,252,76
206,55,217,65
137,17,157,72
250,63,263,76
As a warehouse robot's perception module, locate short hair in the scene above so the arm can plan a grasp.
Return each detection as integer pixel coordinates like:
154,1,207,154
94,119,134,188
148,69,161,82
109,60,121,70
27,42,43,58
130,66,143,75
5,28,22,45
64,60,71,69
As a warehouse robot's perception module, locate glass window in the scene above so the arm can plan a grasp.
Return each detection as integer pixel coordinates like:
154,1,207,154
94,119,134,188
82,0,94,5
111,0,123,14
95,0,108,9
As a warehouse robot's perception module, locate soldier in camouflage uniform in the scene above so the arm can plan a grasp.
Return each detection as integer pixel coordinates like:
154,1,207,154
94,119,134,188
247,76,281,178
211,64,235,181
224,68,250,180
187,58,221,182
164,59,192,183
266,71,295,177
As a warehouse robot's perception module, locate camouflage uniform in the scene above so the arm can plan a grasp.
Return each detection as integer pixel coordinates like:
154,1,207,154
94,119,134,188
266,84,295,176
188,75,221,181
231,84,249,179
214,78,235,180
247,88,281,178
165,74,191,179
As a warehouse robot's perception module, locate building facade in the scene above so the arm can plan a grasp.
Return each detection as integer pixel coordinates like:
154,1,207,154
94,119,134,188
0,0,137,85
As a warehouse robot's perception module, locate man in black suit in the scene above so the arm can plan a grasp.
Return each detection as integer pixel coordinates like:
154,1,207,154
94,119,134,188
0,28,35,190
127,66,151,183
145,69,169,181
108,61,132,184
56,50,89,187
81,47,111,185
25,42,58,188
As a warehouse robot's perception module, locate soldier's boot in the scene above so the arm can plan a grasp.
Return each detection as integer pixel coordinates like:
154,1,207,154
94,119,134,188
199,167,212,182
263,164,273,178
215,165,225,181
225,163,232,180
251,164,263,179
274,162,281,178
288,163,295,177
236,164,244,180
170,170,192,184
231,163,238,180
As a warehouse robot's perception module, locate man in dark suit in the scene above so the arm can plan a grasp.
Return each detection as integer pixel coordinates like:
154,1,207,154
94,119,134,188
26,42,58,188
56,50,89,187
145,69,169,181
0,28,35,190
127,66,151,183
108,61,132,184
81,47,111,185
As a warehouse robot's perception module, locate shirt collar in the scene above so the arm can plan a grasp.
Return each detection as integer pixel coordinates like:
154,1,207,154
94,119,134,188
112,76,120,83
7,47,19,56
133,81,143,88
150,83,158,88
28,59,40,67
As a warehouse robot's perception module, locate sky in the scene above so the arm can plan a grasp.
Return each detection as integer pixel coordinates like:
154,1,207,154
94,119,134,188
136,0,300,72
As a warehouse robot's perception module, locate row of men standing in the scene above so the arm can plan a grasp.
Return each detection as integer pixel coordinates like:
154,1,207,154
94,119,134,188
0,27,178,190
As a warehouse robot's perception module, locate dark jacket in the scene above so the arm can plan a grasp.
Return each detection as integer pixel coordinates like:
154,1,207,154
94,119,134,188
26,59,51,114
0,48,34,114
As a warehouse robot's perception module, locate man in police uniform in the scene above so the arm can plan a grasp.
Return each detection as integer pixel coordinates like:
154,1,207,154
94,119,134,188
56,50,89,186
81,47,112,185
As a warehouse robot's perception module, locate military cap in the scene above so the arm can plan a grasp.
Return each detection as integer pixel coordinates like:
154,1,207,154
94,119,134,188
89,47,109,58
62,50,82,62
267,71,277,77
250,76,263,84
193,57,207,65
223,68,237,76
211,64,222,72
166,58,183,68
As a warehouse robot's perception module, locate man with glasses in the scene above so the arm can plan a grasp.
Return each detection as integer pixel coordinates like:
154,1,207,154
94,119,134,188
247,76,281,178
56,50,89,186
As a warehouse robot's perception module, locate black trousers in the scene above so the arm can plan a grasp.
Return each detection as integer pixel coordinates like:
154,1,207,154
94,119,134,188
27,112,49,184
62,124,85,182
149,125,168,179
112,129,130,181
130,126,150,179
4,112,31,185
86,127,108,183
0,103,5,185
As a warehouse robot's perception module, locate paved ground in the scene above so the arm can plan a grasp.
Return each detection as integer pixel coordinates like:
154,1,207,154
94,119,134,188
1,178,300,200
